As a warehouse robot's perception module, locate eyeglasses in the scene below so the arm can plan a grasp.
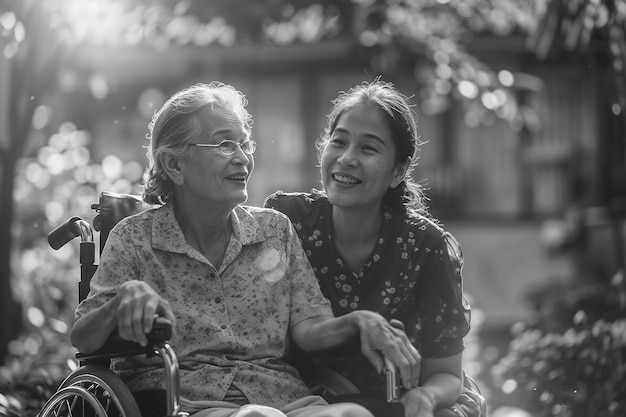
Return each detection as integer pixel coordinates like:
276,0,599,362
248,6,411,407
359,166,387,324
191,140,257,156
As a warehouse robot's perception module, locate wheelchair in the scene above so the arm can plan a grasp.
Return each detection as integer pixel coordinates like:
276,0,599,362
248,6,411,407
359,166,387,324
40,191,485,417
40,191,185,417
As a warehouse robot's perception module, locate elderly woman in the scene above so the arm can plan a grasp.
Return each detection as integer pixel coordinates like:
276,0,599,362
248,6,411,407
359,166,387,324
265,80,485,417
70,82,420,417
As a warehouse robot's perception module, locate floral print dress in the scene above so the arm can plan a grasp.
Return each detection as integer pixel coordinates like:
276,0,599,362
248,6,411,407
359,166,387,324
265,190,471,395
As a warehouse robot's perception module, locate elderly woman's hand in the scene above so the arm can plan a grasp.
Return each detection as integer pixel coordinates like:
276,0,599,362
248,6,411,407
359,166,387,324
114,280,176,346
350,311,421,390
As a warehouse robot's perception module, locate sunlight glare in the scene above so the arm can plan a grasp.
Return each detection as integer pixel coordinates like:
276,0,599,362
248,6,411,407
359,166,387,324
54,0,132,45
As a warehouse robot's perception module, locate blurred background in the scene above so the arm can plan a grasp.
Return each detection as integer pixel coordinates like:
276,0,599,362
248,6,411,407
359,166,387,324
0,1,625,416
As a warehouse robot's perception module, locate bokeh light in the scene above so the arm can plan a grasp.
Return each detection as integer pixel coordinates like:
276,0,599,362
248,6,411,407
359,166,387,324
44,200,65,224
498,70,515,87
123,161,145,183
25,162,51,189
32,105,51,130
102,154,123,179
502,379,518,394
458,80,478,99
138,88,166,119
89,73,110,100
612,103,622,115
27,306,45,328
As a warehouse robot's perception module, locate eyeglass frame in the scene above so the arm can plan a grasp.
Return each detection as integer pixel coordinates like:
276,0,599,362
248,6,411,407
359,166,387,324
191,140,257,156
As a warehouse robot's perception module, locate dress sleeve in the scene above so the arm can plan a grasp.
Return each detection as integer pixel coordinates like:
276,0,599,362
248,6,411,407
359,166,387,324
443,231,472,327
413,230,471,358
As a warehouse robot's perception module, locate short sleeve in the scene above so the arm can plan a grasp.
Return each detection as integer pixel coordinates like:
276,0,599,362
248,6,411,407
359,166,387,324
443,231,472,327
415,230,471,358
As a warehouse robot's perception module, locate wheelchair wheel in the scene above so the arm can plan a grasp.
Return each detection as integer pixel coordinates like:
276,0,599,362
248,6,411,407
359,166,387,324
39,365,141,417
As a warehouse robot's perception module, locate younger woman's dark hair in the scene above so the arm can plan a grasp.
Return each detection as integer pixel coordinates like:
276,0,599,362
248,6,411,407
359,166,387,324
141,82,252,205
316,79,428,216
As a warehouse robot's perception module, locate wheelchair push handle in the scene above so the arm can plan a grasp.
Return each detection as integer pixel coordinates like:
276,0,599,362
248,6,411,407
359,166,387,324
145,316,173,342
48,217,94,249
106,316,174,346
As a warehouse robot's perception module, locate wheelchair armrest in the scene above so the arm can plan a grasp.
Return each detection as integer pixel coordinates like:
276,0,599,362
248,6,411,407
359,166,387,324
76,317,172,362
301,366,361,397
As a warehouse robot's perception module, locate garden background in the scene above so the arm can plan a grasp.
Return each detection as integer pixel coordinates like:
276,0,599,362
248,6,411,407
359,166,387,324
1,1,625,416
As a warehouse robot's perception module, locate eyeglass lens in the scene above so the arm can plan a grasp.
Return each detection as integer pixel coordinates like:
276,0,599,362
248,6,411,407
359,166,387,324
222,140,256,155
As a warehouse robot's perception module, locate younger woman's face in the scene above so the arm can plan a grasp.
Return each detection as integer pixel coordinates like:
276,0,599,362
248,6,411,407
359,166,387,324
320,102,405,211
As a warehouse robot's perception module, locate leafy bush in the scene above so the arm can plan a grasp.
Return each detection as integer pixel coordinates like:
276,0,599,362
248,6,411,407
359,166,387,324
493,272,626,417
0,252,79,417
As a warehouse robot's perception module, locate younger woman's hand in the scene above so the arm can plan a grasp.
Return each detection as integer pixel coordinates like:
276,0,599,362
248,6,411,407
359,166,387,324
351,311,421,389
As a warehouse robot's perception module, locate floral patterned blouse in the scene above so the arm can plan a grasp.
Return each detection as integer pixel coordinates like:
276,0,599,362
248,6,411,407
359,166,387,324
74,203,334,410
265,190,471,395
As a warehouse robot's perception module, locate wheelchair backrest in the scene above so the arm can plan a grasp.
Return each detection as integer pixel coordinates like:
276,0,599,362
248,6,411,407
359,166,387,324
92,191,145,254
80,191,145,300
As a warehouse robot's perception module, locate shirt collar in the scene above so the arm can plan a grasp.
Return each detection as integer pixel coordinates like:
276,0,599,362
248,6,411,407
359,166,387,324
151,204,266,254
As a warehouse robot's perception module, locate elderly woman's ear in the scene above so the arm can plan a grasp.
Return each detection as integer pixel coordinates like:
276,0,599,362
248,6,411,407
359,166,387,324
161,153,184,186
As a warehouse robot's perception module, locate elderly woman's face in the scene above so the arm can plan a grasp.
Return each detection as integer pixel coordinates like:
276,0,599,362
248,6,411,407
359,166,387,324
180,106,254,208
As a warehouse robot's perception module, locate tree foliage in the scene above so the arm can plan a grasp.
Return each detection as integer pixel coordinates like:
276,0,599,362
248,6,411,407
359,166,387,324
529,0,626,115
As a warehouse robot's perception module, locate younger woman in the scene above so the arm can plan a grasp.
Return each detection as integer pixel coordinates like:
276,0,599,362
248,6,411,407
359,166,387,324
265,80,484,417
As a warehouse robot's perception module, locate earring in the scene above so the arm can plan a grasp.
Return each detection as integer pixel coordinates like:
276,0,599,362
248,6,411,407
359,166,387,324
172,172,184,185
